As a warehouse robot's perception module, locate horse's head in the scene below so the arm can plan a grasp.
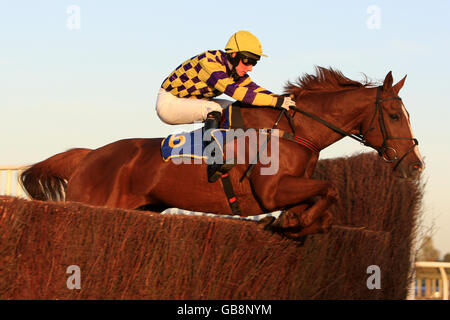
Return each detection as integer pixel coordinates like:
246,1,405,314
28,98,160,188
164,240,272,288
360,72,424,179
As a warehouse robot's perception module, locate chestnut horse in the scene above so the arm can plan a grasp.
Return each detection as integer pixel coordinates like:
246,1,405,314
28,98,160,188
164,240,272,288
20,67,424,238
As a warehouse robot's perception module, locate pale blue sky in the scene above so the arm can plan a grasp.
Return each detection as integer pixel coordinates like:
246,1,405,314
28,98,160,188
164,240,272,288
1,0,449,255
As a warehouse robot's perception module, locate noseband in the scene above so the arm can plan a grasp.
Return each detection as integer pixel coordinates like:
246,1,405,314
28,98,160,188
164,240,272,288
289,86,419,171
362,86,419,170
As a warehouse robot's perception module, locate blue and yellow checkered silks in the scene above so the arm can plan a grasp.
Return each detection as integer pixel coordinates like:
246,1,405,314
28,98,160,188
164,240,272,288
161,50,278,107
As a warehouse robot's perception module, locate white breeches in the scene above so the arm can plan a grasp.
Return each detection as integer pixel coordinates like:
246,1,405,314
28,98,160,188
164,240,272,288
156,88,233,125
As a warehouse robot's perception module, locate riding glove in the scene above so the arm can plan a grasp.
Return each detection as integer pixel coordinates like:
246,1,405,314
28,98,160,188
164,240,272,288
275,96,296,111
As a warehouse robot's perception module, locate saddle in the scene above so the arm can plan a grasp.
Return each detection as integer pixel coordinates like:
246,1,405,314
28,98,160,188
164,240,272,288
160,105,241,163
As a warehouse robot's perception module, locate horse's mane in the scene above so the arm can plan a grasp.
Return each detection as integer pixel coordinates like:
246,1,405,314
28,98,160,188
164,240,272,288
284,66,377,98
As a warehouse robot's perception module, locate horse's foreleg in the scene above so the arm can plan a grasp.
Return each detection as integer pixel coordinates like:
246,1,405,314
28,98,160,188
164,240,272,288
252,175,335,213
253,176,337,236
297,184,338,227
261,208,334,239
279,183,337,228
284,210,333,238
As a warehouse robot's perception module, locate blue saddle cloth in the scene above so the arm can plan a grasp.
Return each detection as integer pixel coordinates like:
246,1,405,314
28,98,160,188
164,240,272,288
161,128,229,162
160,105,236,162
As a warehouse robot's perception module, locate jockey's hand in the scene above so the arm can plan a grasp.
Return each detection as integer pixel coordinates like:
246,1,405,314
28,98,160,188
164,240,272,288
276,96,296,111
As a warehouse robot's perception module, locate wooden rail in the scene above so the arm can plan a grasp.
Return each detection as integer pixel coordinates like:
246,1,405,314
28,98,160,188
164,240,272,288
414,261,450,300
0,166,30,198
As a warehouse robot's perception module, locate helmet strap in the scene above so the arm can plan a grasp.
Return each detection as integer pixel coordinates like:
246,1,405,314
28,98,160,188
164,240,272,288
226,53,242,81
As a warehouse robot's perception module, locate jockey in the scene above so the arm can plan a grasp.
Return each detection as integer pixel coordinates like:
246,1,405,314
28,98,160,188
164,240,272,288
156,30,295,182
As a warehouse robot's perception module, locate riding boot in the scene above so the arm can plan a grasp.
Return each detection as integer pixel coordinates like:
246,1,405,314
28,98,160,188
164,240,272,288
204,111,232,182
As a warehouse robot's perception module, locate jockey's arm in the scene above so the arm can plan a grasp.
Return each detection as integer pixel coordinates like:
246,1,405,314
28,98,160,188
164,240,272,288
198,58,285,108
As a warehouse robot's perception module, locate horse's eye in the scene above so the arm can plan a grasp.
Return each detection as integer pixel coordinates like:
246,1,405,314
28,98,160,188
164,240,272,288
389,114,400,121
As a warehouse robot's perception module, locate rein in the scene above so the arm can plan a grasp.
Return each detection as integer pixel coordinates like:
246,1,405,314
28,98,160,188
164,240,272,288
238,85,418,181
288,86,419,171
290,105,368,146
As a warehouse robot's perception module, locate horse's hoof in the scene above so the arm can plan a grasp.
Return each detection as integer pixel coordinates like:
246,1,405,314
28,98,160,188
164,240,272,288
328,185,339,202
319,211,333,233
257,216,276,230
272,210,302,229
299,215,313,227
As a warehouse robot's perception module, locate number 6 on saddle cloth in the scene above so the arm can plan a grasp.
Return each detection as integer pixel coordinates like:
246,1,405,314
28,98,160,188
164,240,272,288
160,127,231,165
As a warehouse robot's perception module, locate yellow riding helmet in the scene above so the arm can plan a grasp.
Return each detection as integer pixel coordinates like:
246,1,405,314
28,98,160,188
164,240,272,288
224,31,268,58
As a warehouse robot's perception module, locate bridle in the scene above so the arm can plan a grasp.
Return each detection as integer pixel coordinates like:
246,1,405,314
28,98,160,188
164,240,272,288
288,86,419,171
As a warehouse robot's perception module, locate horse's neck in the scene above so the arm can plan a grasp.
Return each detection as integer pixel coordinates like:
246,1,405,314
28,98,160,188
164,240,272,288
297,88,375,150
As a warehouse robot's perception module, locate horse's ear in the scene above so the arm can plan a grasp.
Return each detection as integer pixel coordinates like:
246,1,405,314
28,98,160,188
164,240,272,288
383,71,393,91
392,75,407,95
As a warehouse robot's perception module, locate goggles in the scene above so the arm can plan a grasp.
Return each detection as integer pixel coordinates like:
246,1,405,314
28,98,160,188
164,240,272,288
241,57,258,66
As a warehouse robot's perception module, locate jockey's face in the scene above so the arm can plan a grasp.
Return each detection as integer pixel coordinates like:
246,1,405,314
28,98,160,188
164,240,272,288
232,53,254,77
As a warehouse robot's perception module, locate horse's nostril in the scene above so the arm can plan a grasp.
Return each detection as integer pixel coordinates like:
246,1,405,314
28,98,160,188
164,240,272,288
410,162,423,172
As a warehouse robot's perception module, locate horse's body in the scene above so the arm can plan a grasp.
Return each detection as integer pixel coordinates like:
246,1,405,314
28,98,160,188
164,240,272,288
21,68,424,237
